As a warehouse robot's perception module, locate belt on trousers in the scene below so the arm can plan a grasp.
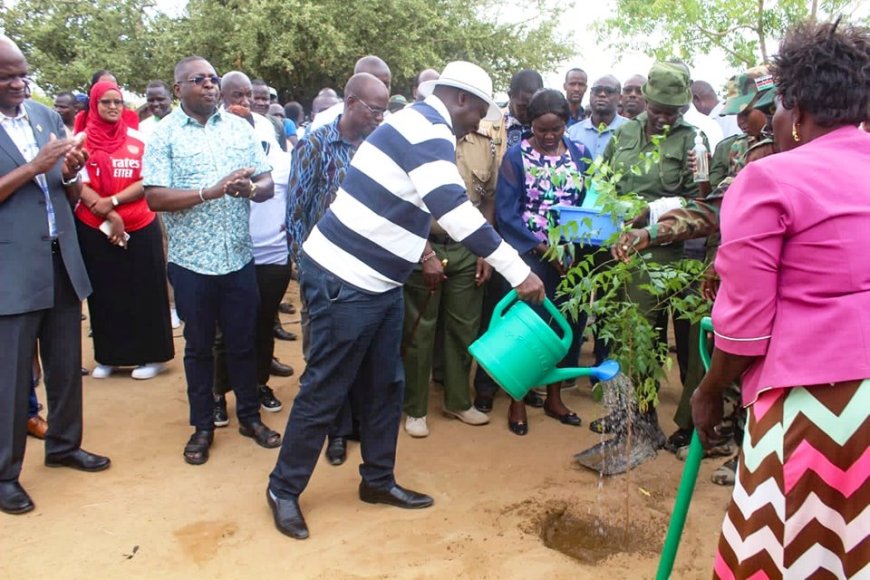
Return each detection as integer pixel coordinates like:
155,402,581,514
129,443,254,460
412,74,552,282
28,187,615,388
427,233,457,245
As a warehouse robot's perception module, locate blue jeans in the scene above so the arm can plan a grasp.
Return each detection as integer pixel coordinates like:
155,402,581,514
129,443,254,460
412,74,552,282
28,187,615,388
269,256,404,498
168,261,261,430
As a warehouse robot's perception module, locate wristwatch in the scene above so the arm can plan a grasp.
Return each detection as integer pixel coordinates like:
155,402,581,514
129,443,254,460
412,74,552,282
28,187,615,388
111,196,120,207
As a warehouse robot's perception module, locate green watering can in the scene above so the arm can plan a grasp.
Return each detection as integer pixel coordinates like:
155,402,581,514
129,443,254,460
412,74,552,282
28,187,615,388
468,290,620,400
656,316,713,579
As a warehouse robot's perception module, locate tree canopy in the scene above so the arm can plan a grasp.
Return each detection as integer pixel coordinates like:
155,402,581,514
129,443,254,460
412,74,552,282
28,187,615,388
1,0,574,102
595,0,868,67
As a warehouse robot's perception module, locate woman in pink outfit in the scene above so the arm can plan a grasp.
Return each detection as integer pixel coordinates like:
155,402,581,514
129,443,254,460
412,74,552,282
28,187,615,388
691,20,870,579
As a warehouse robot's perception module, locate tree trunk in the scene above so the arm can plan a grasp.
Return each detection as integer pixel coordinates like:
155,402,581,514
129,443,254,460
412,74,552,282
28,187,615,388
757,0,769,63
810,0,819,21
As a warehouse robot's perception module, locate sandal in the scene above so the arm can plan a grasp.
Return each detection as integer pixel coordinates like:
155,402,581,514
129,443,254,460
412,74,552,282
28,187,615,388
239,420,281,448
183,429,214,465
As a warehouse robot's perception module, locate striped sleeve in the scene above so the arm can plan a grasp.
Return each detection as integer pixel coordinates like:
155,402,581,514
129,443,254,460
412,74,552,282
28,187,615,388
396,113,530,287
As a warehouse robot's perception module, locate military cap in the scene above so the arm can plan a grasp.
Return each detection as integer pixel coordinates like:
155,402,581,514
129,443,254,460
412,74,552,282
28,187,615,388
642,62,692,107
721,66,776,115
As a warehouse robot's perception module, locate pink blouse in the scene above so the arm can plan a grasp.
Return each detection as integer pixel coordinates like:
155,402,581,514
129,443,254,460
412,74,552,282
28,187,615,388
712,126,870,406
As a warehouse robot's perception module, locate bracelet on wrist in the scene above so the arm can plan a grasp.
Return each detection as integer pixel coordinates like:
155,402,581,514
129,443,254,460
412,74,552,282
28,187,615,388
61,173,81,186
420,251,437,264
198,186,207,203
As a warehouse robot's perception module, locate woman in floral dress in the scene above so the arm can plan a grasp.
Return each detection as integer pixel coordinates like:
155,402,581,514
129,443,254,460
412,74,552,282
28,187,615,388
495,89,592,435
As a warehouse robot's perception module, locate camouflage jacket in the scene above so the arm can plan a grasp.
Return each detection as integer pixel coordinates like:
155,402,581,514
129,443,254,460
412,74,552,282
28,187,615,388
646,133,774,245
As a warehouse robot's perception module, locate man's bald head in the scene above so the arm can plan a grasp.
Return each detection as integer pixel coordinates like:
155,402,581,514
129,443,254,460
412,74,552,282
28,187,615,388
220,70,253,111
354,55,391,91
342,72,390,142
344,72,388,104
691,80,718,115
222,71,251,93
311,94,340,118
0,35,24,58
412,68,440,101
0,36,30,117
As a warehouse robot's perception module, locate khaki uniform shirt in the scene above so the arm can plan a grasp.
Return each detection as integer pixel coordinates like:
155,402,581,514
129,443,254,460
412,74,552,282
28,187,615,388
430,119,503,236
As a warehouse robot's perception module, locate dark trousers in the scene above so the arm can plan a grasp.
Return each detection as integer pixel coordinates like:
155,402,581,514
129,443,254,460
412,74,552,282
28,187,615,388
270,256,404,498
0,251,83,482
214,262,292,393
298,264,355,440
168,261,261,431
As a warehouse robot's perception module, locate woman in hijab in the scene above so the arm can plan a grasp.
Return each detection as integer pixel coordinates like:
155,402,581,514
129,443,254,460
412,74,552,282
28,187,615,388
74,81,173,380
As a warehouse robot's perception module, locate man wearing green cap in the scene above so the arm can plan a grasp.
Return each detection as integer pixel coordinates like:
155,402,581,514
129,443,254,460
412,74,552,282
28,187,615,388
610,67,778,481
613,66,776,250
588,62,706,463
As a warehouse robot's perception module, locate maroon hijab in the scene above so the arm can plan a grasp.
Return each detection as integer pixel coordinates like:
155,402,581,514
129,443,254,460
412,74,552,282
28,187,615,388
83,81,128,195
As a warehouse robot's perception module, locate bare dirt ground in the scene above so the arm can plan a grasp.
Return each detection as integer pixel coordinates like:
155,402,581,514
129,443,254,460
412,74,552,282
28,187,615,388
1,281,731,579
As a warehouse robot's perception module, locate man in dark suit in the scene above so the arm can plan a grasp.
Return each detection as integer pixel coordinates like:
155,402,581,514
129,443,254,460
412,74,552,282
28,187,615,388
0,35,110,515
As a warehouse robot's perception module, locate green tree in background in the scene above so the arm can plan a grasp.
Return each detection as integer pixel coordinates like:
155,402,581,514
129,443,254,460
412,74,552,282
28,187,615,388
1,0,573,102
1,0,172,93
596,0,867,67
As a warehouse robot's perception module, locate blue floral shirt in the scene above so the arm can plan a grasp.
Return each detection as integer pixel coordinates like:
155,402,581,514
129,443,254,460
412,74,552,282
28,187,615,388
142,107,271,275
286,115,357,260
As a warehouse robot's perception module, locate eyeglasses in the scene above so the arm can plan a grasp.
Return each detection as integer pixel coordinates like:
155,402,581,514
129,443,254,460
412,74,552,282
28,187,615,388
99,99,124,107
591,86,619,95
178,75,221,86
352,96,387,118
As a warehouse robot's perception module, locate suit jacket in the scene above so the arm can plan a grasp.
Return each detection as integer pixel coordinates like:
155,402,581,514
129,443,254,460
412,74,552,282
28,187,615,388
0,101,91,316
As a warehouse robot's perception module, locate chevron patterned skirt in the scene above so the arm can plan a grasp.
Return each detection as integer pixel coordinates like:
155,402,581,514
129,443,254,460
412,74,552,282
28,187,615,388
714,379,869,579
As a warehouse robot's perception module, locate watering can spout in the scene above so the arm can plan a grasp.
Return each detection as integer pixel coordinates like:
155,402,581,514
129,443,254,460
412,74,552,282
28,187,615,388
542,359,620,385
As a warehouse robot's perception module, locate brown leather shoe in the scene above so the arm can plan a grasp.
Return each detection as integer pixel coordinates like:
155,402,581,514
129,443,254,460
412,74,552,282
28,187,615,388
26,415,47,439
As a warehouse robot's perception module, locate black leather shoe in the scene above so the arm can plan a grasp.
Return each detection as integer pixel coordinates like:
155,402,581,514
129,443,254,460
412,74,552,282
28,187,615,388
270,357,294,377
273,325,297,341
45,449,111,472
278,302,296,315
0,481,34,515
325,437,347,466
266,488,309,539
508,419,528,436
358,482,433,509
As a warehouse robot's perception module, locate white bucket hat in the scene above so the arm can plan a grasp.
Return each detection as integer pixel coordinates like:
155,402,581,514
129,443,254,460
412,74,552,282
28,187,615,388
417,61,502,121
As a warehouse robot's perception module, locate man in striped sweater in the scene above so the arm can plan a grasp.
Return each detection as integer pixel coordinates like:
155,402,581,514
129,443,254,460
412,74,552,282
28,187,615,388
267,61,545,539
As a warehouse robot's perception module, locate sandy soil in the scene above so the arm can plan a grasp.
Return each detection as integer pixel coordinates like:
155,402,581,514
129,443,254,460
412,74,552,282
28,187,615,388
0,281,732,579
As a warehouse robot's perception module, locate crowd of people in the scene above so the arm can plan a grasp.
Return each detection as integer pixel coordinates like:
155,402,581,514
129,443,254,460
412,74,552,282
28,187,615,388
1,16,867,577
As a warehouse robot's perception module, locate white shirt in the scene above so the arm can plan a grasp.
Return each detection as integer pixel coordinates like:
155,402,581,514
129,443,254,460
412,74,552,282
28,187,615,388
309,102,344,131
710,102,742,139
249,112,292,265
683,103,724,152
0,106,57,237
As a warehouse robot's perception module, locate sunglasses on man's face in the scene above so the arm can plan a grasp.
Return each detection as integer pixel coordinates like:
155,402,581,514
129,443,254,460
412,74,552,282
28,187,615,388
179,75,221,86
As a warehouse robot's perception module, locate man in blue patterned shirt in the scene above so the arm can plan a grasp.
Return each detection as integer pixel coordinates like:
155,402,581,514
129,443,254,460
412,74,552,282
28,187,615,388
143,56,281,466
286,72,389,466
